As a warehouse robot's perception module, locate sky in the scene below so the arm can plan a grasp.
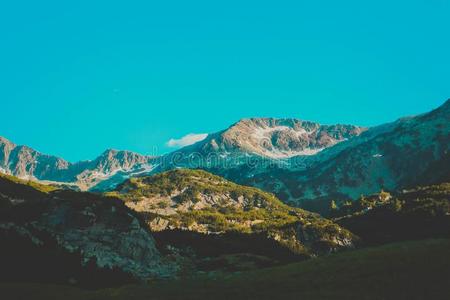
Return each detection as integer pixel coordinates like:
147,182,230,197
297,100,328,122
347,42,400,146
0,0,449,162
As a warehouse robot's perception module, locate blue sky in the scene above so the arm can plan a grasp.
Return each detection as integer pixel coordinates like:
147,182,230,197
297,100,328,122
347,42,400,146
0,1,449,162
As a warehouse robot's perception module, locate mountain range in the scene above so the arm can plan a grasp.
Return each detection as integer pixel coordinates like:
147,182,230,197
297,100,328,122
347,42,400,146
1,100,449,213
0,99,449,296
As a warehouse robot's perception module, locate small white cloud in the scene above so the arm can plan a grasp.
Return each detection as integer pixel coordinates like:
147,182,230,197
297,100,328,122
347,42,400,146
166,133,208,148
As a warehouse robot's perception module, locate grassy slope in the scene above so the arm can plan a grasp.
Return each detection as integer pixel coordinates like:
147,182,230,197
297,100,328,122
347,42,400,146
109,169,301,211
332,182,450,245
110,169,349,233
0,173,57,194
2,238,449,300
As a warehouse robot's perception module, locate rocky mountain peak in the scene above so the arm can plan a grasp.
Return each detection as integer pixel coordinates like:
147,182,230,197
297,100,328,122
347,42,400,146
0,136,14,146
93,149,154,172
198,117,366,159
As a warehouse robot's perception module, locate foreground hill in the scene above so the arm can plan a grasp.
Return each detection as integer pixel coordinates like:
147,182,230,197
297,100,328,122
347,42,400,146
109,169,356,257
0,174,177,285
2,238,449,300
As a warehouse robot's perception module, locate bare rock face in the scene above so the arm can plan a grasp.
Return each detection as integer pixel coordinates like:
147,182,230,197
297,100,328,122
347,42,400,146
221,118,365,158
32,195,174,279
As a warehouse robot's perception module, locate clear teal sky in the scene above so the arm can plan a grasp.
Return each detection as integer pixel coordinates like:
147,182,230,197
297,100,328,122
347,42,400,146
0,1,449,162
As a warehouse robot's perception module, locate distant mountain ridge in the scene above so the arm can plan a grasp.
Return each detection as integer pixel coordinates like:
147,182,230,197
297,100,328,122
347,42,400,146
0,137,158,190
0,117,364,191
